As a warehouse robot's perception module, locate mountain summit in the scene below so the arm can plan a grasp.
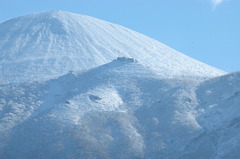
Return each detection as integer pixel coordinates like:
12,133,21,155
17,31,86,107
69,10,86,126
0,10,224,83
1,11,240,159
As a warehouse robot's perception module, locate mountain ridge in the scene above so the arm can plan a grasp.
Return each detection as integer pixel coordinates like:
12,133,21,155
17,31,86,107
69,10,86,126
0,10,225,84
0,58,238,159
1,11,239,159
0,58,202,158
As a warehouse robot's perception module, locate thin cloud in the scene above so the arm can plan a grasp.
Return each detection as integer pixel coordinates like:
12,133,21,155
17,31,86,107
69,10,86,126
212,0,225,7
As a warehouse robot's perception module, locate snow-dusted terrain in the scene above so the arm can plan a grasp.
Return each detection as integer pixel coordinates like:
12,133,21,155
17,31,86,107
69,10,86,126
0,11,239,159
0,10,224,84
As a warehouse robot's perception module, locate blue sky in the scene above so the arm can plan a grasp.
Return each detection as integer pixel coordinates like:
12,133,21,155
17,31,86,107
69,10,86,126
0,0,239,72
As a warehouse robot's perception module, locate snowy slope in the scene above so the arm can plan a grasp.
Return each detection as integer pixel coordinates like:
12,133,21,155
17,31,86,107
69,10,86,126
0,58,201,159
0,58,240,159
0,58,239,158
1,11,238,159
0,10,225,84
181,71,240,159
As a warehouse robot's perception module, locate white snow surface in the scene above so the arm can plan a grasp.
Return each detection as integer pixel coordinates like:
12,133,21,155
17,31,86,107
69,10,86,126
0,11,238,159
0,58,239,158
0,10,225,84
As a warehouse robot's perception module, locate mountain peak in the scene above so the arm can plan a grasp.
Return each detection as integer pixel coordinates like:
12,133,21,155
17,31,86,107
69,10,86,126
1,11,239,159
29,10,87,21
0,11,225,84
40,10,70,15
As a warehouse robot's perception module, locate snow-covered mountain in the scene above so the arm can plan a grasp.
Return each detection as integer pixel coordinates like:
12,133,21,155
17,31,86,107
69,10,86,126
180,71,240,159
0,11,239,159
0,10,224,84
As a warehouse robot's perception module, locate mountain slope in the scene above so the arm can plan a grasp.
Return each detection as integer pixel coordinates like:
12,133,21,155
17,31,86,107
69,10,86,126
1,57,238,159
1,11,238,159
183,71,240,159
0,10,225,84
0,58,202,159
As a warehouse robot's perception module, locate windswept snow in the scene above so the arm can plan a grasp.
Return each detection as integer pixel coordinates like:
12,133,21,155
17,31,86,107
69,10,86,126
0,10,225,84
180,71,240,159
0,59,201,158
0,58,236,159
0,10,238,159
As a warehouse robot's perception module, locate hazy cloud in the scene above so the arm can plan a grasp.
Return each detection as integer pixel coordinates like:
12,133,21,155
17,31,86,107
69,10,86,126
212,0,225,7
